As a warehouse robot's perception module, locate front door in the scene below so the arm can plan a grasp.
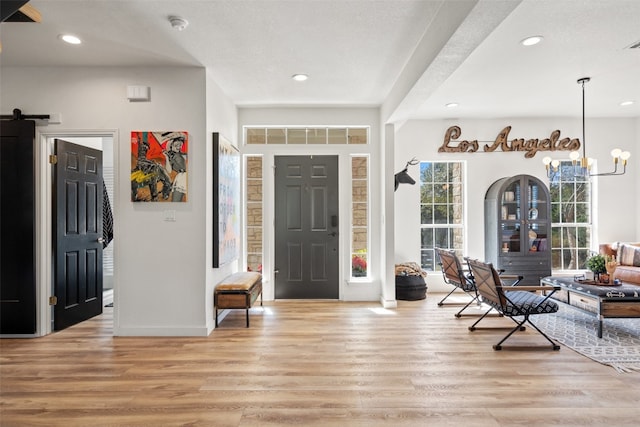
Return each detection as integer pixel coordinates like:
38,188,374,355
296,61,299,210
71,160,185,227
53,139,103,330
274,155,339,299
0,119,36,334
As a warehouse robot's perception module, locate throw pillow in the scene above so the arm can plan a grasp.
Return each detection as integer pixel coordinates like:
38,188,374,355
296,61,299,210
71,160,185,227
617,244,640,267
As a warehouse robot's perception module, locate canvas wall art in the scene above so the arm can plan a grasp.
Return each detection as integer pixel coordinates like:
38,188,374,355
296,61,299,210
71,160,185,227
131,131,188,202
213,133,240,267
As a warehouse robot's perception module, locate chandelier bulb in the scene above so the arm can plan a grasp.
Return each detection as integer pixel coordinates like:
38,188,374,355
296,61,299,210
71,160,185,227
610,148,622,158
620,151,631,161
542,156,552,165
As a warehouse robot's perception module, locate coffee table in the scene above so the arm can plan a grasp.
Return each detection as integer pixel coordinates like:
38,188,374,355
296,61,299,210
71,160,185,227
540,276,640,338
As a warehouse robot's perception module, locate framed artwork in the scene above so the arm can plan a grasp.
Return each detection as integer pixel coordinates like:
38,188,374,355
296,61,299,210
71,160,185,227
213,133,240,267
130,131,188,202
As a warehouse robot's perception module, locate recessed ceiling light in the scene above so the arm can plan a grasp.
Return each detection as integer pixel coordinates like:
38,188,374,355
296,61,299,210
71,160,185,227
59,34,82,45
292,74,308,82
620,100,635,106
445,103,459,108
521,35,543,46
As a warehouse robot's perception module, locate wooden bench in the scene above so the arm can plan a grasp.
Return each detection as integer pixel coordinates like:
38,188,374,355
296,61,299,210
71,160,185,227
214,272,262,327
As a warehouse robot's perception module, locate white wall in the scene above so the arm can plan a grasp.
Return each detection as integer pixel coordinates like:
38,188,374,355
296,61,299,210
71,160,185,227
636,118,640,237
237,107,383,302
1,66,237,336
394,118,639,292
204,70,239,332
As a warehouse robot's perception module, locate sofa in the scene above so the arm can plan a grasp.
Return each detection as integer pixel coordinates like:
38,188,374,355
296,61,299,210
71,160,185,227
599,242,640,286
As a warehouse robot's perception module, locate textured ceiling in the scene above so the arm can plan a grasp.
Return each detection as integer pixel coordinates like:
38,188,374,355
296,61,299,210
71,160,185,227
1,0,639,121
413,0,640,120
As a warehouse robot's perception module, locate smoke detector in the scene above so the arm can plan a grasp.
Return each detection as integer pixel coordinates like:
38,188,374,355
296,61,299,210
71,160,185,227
169,16,189,31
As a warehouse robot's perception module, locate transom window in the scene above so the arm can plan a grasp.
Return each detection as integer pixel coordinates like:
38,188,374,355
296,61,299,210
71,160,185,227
245,127,368,145
420,161,465,270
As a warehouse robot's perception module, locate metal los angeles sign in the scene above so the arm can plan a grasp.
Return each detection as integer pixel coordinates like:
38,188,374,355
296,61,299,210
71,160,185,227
438,125,581,158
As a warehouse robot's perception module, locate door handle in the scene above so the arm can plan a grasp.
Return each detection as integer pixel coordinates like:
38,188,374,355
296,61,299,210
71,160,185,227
328,232,337,237
274,269,280,274
97,237,105,243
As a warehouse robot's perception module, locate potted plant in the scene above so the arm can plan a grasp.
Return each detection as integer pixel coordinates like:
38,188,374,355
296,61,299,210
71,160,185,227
586,254,607,282
352,253,367,277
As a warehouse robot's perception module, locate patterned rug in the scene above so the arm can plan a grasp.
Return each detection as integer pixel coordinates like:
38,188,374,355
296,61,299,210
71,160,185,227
534,303,640,373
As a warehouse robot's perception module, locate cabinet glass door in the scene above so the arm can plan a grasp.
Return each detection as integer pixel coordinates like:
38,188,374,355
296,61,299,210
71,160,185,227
526,180,547,221
500,223,521,254
500,180,520,221
525,179,548,253
500,180,522,253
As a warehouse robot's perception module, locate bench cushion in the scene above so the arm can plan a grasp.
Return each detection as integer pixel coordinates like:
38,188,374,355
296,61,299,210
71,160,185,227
215,272,261,291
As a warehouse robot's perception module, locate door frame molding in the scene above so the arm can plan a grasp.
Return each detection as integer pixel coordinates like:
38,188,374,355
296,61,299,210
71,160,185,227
35,129,118,336
247,149,375,302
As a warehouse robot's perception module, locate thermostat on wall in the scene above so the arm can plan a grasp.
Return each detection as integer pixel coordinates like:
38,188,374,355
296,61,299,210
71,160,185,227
126,85,150,102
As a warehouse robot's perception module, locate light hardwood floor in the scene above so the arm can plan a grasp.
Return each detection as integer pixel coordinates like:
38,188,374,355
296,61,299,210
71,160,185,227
1,293,640,426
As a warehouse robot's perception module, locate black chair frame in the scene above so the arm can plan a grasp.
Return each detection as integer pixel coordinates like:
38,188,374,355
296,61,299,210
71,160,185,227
435,248,479,317
466,258,561,351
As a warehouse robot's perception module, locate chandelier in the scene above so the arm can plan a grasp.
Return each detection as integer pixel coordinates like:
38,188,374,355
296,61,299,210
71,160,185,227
543,77,630,178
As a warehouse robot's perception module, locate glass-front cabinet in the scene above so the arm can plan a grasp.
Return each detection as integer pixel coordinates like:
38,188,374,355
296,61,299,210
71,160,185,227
485,174,551,286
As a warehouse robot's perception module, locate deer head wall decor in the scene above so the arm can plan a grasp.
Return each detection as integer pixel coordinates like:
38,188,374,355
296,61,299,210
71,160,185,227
394,157,419,191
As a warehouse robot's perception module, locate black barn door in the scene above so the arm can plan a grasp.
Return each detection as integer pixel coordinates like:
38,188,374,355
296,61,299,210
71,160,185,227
0,120,36,334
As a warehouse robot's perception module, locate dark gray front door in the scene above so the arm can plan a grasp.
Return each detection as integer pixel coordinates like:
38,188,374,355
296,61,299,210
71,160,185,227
274,156,339,299
54,139,103,330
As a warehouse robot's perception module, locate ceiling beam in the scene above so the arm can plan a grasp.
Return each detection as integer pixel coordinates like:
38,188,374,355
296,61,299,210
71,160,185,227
382,0,521,124
1,1,41,23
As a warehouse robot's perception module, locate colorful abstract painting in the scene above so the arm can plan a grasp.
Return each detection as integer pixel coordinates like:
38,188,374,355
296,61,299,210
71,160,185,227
131,131,188,202
213,133,240,267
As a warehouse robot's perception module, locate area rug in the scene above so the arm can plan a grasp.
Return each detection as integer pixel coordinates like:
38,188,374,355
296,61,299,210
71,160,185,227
534,303,640,373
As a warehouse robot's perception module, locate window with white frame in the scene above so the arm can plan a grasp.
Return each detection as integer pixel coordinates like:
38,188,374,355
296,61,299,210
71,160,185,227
245,127,368,145
245,156,263,273
420,161,464,270
351,156,369,278
549,161,592,270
